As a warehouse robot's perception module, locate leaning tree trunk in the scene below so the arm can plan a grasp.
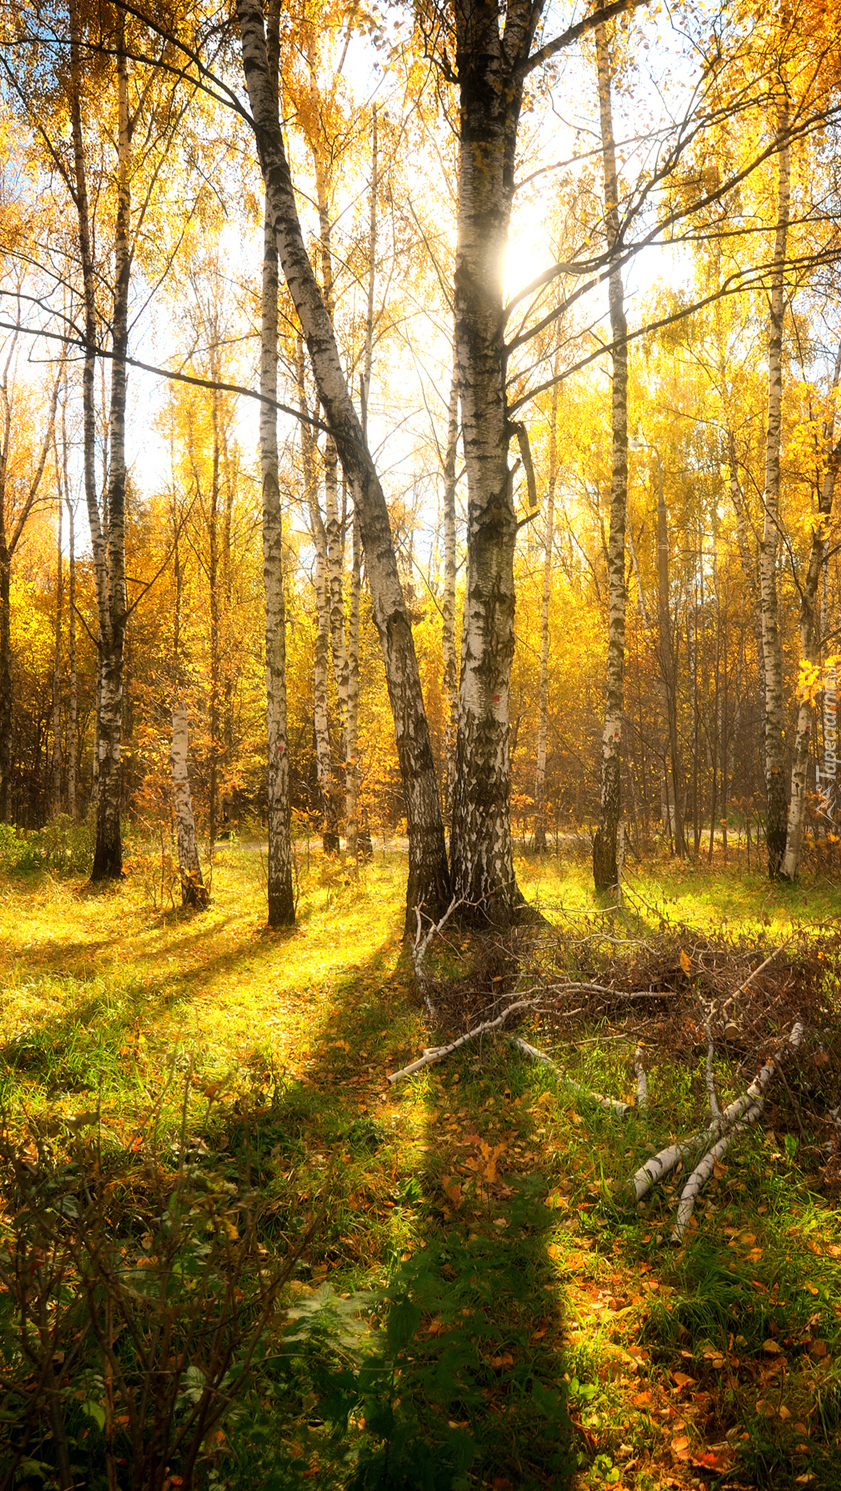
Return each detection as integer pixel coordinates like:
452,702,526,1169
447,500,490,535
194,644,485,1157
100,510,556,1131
238,0,450,930
592,21,629,893
782,350,841,879
534,378,558,853
759,96,791,879
260,190,295,922
449,0,539,921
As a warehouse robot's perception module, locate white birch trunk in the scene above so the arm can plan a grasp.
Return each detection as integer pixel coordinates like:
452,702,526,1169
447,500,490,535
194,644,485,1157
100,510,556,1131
759,98,791,878
348,124,378,864
85,17,131,876
442,362,459,825
51,493,63,816
534,379,558,853
449,0,539,920
782,345,841,879
170,701,207,908
261,195,295,922
592,21,629,893
296,339,340,854
238,0,450,928
65,491,77,820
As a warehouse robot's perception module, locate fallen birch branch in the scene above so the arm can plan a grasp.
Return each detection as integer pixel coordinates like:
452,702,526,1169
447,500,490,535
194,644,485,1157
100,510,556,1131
634,1047,648,1113
626,1020,804,1204
722,937,793,1012
669,1019,804,1241
412,896,463,1020
508,1037,632,1118
386,998,538,1084
671,1102,763,1243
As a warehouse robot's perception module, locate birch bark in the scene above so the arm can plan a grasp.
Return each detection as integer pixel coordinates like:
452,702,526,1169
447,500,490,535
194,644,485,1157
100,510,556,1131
759,97,791,879
782,346,841,880
65,490,77,819
349,122,378,864
51,492,63,816
449,0,539,920
259,22,295,924
170,702,207,908
296,339,340,854
534,378,558,853
79,14,130,882
442,364,459,824
238,0,450,928
311,155,350,766
0,364,57,822
592,21,629,892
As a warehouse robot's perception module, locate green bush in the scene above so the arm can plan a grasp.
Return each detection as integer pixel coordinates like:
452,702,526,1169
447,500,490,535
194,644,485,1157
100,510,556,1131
0,818,92,877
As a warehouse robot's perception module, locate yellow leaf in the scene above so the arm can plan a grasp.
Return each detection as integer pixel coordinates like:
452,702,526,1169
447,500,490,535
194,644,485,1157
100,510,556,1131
680,949,691,974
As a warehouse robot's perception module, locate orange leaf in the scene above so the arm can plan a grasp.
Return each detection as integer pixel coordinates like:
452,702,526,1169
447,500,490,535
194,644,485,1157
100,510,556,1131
680,949,691,974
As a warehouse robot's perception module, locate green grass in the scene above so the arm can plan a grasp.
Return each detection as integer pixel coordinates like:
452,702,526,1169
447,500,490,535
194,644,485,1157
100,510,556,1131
1,839,840,1489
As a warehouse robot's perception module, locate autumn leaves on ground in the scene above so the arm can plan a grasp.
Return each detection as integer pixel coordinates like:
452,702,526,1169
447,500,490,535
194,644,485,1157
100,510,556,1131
1,836,841,1491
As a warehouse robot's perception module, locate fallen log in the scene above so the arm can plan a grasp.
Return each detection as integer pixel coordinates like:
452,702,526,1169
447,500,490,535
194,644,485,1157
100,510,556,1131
386,998,539,1084
508,1037,632,1118
625,1019,803,1206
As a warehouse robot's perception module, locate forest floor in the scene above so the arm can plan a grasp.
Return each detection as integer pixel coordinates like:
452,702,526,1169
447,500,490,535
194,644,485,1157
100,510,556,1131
1,833,840,1491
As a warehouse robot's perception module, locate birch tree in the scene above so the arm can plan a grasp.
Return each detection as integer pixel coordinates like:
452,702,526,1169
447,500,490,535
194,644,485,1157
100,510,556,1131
237,0,453,927
260,0,294,924
591,19,629,892
759,93,791,879
0,341,58,823
781,344,841,878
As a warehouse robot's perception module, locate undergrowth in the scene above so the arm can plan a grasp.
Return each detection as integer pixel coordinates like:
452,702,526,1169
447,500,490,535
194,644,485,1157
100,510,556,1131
0,837,839,1488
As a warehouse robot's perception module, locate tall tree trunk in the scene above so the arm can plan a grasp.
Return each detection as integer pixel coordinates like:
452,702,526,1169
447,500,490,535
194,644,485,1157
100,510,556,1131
782,348,841,879
296,340,340,855
0,398,11,821
65,492,77,819
442,361,459,826
170,509,206,907
0,358,57,822
238,0,450,930
449,0,538,921
171,702,207,907
534,379,558,854
87,19,130,881
0,536,9,823
727,430,766,776
51,492,63,816
654,449,685,855
592,21,629,893
207,388,221,847
261,171,295,922
759,95,791,879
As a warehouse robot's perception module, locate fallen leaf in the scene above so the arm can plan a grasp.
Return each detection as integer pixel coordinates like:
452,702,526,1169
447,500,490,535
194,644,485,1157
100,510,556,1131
680,949,691,974
763,1339,783,1354
673,1371,696,1388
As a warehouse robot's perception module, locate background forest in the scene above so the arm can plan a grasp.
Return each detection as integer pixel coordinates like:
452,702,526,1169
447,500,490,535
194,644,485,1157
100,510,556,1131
1,0,840,913
4,4,841,1491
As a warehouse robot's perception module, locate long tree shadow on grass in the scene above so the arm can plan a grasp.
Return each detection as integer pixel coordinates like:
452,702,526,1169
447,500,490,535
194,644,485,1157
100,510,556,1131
200,935,582,1491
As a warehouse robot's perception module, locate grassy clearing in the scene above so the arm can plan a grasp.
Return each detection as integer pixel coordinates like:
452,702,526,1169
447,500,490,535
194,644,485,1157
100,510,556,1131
0,839,840,1490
